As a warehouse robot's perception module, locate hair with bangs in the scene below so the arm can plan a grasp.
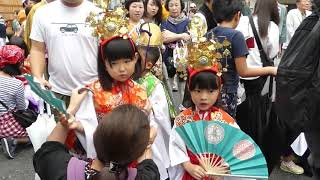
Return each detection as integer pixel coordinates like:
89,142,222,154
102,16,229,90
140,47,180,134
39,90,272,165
143,0,163,25
97,37,142,91
189,71,221,91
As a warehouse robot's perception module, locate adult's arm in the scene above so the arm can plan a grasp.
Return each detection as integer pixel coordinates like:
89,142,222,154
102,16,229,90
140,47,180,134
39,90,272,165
236,56,277,77
30,40,46,81
162,30,190,43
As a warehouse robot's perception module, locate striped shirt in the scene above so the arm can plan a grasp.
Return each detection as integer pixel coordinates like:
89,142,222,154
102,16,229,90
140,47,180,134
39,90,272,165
0,76,26,115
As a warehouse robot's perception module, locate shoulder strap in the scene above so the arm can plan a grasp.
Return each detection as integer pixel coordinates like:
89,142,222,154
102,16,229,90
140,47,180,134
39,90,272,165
249,16,272,67
0,99,9,110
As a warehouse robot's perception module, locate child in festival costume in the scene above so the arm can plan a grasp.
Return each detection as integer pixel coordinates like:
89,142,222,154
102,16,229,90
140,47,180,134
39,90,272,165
169,39,238,180
34,104,160,180
136,22,175,180
65,5,150,158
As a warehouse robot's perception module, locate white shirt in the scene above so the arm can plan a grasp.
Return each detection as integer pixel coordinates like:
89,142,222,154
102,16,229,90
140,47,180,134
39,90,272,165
283,8,311,49
236,16,279,80
30,0,100,95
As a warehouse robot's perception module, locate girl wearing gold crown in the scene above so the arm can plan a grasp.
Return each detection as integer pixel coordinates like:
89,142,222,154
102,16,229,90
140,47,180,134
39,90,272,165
60,3,155,157
63,35,152,158
168,40,239,179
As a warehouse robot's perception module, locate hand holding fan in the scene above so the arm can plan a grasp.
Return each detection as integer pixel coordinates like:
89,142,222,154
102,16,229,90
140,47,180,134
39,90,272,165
175,120,268,179
24,75,67,115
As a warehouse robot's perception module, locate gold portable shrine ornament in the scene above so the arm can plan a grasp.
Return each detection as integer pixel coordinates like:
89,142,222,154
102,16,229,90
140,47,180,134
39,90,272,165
86,0,130,40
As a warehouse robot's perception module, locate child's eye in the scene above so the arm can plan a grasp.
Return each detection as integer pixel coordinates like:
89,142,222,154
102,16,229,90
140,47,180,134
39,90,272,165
125,59,132,63
110,62,117,65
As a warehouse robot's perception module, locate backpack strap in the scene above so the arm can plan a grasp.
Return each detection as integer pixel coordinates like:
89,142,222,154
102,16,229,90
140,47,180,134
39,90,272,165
0,99,9,110
249,16,273,67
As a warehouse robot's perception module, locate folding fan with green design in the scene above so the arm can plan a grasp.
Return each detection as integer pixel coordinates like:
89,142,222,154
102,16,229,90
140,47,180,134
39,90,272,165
24,74,67,115
175,120,268,179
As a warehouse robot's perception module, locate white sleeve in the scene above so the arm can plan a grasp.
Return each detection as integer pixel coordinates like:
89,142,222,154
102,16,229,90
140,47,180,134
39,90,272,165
149,83,171,137
29,9,45,42
169,125,190,167
236,16,250,40
266,22,279,59
75,93,98,158
285,11,295,44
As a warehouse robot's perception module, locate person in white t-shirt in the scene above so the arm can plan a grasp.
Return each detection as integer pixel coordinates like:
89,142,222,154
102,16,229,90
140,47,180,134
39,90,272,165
29,0,100,105
283,0,312,50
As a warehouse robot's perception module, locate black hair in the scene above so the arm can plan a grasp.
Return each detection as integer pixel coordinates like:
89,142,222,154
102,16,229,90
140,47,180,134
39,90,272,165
138,46,160,66
0,64,22,76
143,0,163,25
189,71,221,91
97,38,142,91
189,71,221,109
212,0,242,23
253,0,279,38
165,0,185,13
125,0,145,11
8,36,29,57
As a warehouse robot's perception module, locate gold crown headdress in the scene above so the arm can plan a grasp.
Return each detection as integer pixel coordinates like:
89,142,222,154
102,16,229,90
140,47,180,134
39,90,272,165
185,15,232,84
86,0,130,40
187,36,231,77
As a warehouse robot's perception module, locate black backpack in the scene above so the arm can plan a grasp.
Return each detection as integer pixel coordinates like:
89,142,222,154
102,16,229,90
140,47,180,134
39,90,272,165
276,12,320,133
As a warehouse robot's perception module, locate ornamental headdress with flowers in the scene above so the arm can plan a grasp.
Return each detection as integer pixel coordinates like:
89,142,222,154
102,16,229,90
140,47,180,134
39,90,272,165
184,16,232,85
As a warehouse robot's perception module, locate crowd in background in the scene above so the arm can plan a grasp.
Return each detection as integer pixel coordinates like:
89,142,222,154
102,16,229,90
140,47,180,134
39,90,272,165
0,0,320,179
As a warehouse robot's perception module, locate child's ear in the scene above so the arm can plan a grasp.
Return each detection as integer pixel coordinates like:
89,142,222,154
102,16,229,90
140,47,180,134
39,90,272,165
235,11,241,21
145,62,153,70
133,52,139,63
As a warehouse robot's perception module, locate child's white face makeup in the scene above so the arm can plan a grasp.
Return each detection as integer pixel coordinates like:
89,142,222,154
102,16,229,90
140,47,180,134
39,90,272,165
190,88,219,111
105,54,138,82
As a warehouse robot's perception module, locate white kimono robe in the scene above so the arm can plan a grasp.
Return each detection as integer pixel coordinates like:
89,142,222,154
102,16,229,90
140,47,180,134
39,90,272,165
75,92,98,158
149,83,172,180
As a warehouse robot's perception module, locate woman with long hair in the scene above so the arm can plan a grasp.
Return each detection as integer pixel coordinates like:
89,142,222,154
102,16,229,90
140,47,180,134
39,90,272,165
143,0,163,25
236,0,283,172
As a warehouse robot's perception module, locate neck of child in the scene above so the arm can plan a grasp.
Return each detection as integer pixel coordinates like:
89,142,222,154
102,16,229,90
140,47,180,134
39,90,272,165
91,159,104,172
0,71,11,78
218,22,236,29
141,69,151,77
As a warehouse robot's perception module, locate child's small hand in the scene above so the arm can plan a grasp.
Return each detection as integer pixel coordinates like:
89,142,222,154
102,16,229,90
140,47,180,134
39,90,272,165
143,100,153,115
147,127,157,148
59,114,84,133
67,87,89,115
183,161,207,180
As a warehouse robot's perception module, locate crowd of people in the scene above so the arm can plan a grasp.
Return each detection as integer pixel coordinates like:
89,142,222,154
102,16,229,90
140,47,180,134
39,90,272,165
0,0,320,179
